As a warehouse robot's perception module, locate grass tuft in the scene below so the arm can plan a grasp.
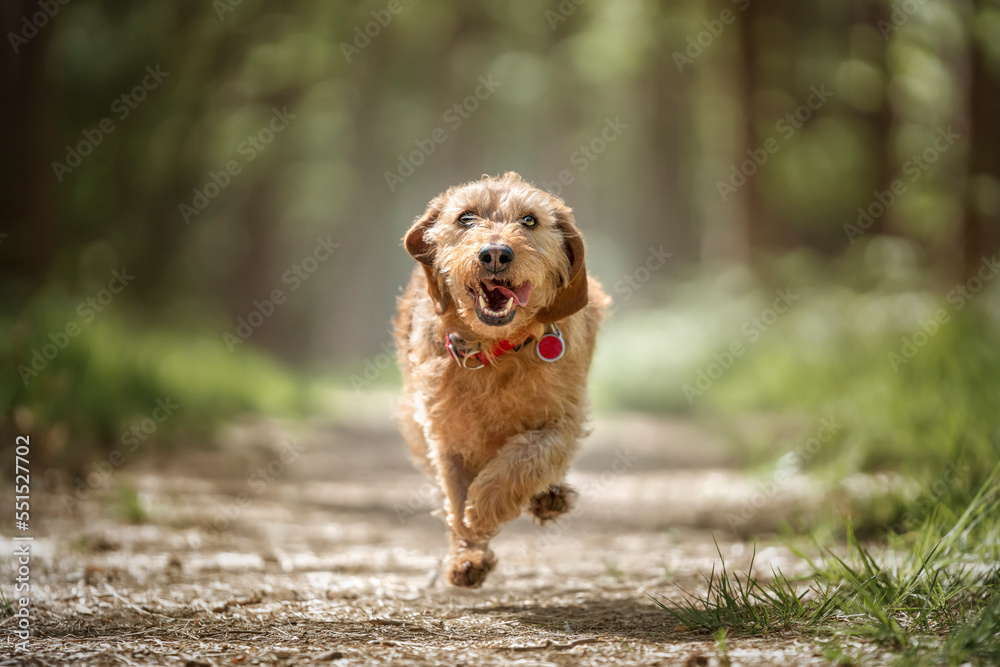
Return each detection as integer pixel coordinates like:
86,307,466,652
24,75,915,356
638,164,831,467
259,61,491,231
649,539,816,635
653,464,1000,660
0,587,11,617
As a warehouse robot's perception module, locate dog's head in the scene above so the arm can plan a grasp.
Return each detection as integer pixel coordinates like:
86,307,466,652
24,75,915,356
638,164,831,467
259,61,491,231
404,172,587,338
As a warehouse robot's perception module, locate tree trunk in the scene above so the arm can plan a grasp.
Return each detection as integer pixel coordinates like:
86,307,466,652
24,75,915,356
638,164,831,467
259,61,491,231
0,0,56,300
962,24,999,279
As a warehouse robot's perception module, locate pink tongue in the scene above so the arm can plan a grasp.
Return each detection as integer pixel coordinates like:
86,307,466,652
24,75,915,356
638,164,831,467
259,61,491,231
489,282,532,306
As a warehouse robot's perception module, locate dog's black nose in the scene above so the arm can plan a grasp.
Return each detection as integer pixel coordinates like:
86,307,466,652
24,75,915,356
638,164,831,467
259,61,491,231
478,244,514,272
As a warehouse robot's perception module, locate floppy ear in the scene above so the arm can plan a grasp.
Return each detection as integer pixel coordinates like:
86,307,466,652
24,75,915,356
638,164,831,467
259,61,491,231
536,210,588,324
403,198,453,315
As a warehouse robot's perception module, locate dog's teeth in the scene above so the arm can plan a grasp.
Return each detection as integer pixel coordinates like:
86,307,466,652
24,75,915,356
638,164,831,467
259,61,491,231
504,297,514,313
479,294,488,310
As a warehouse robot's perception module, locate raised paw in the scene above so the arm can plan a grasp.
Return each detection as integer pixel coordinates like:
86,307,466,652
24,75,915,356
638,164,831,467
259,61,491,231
463,489,518,540
529,484,577,523
447,546,497,588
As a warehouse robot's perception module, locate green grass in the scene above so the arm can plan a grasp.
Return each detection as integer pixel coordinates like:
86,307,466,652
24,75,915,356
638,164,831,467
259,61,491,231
714,628,732,666
926,596,1000,666
604,559,625,579
116,483,149,524
649,540,816,635
653,463,1000,664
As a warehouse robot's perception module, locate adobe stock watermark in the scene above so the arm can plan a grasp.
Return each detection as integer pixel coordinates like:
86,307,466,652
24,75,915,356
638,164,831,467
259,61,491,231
7,0,70,53
394,478,440,524
11,537,32,651
683,288,799,404
202,438,306,540
60,397,180,511
672,0,751,73
213,0,245,21
526,447,639,554
340,0,413,63
844,126,959,243
17,268,135,385
51,65,169,183
540,116,629,198
877,0,928,39
222,236,339,352
180,106,296,224
350,338,396,393
383,75,502,192
726,417,842,532
887,255,999,372
717,84,834,202
609,245,673,313
546,0,588,31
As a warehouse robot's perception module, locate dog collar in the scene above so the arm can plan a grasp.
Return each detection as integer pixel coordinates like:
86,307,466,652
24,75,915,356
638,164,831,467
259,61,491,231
446,325,565,370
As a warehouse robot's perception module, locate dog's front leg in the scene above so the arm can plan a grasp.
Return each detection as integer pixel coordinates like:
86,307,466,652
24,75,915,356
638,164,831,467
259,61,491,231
463,422,578,541
435,452,497,587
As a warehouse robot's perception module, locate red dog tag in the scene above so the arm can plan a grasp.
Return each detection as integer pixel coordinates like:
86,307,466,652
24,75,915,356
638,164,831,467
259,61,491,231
536,331,565,362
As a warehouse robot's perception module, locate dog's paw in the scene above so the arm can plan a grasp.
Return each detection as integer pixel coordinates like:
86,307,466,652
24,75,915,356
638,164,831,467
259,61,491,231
464,492,518,539
529,484,577,523
447,547,497,588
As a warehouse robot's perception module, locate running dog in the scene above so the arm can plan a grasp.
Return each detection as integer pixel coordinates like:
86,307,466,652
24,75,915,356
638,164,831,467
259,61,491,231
394,172,609,587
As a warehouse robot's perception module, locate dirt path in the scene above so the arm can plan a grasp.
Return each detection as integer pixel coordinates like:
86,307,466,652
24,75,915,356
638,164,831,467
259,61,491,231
2,414,889,665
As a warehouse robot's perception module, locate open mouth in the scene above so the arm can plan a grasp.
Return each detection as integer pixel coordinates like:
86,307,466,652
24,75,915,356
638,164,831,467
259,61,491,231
469,280,532,326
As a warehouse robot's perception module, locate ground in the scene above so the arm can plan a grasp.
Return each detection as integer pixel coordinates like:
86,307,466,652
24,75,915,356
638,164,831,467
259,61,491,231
1,413,892,666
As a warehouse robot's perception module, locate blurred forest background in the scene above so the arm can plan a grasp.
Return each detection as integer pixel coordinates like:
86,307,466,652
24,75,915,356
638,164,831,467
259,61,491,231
1,0,1000,511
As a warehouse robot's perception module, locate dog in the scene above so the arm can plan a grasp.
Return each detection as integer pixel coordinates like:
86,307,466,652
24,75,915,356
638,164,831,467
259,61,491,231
394,172,609,588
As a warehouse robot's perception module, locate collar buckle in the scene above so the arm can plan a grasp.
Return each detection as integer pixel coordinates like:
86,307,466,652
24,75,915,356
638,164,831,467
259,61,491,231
446,333,487,370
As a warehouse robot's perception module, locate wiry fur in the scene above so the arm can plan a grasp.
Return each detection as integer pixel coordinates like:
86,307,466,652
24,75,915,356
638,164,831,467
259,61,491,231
394,172,609,588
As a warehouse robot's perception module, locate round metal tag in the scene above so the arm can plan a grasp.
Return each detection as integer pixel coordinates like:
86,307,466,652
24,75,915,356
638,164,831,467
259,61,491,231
536,332,565,362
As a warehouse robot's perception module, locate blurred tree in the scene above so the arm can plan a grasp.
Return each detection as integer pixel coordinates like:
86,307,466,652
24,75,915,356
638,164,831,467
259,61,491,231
0,0,56,301
852,0,892,241
964,0,1000,278
737,0,767,255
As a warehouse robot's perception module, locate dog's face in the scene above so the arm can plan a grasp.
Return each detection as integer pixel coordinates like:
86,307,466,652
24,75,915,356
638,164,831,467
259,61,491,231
404,172,587,338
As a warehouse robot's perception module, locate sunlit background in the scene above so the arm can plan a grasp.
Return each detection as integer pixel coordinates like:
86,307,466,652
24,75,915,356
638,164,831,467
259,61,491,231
2,0,1000,532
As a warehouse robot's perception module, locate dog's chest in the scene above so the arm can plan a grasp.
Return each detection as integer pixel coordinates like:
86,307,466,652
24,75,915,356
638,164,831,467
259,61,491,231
432,360,570,451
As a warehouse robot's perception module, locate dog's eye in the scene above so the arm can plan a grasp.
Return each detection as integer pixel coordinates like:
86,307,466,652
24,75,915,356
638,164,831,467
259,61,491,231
521,214,538,228
458,212,476,227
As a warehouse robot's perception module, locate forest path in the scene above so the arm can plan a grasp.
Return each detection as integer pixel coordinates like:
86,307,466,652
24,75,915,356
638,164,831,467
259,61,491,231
4,413,888,666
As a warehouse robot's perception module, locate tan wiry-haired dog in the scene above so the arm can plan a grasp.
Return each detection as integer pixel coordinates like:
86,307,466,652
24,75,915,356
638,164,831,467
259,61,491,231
394,172,609,587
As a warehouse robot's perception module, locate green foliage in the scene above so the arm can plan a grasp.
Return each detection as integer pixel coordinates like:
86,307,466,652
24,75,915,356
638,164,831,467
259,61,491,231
1,297,315,468
713,299,1000,478
712,287,1000,535
596,240,1000,532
